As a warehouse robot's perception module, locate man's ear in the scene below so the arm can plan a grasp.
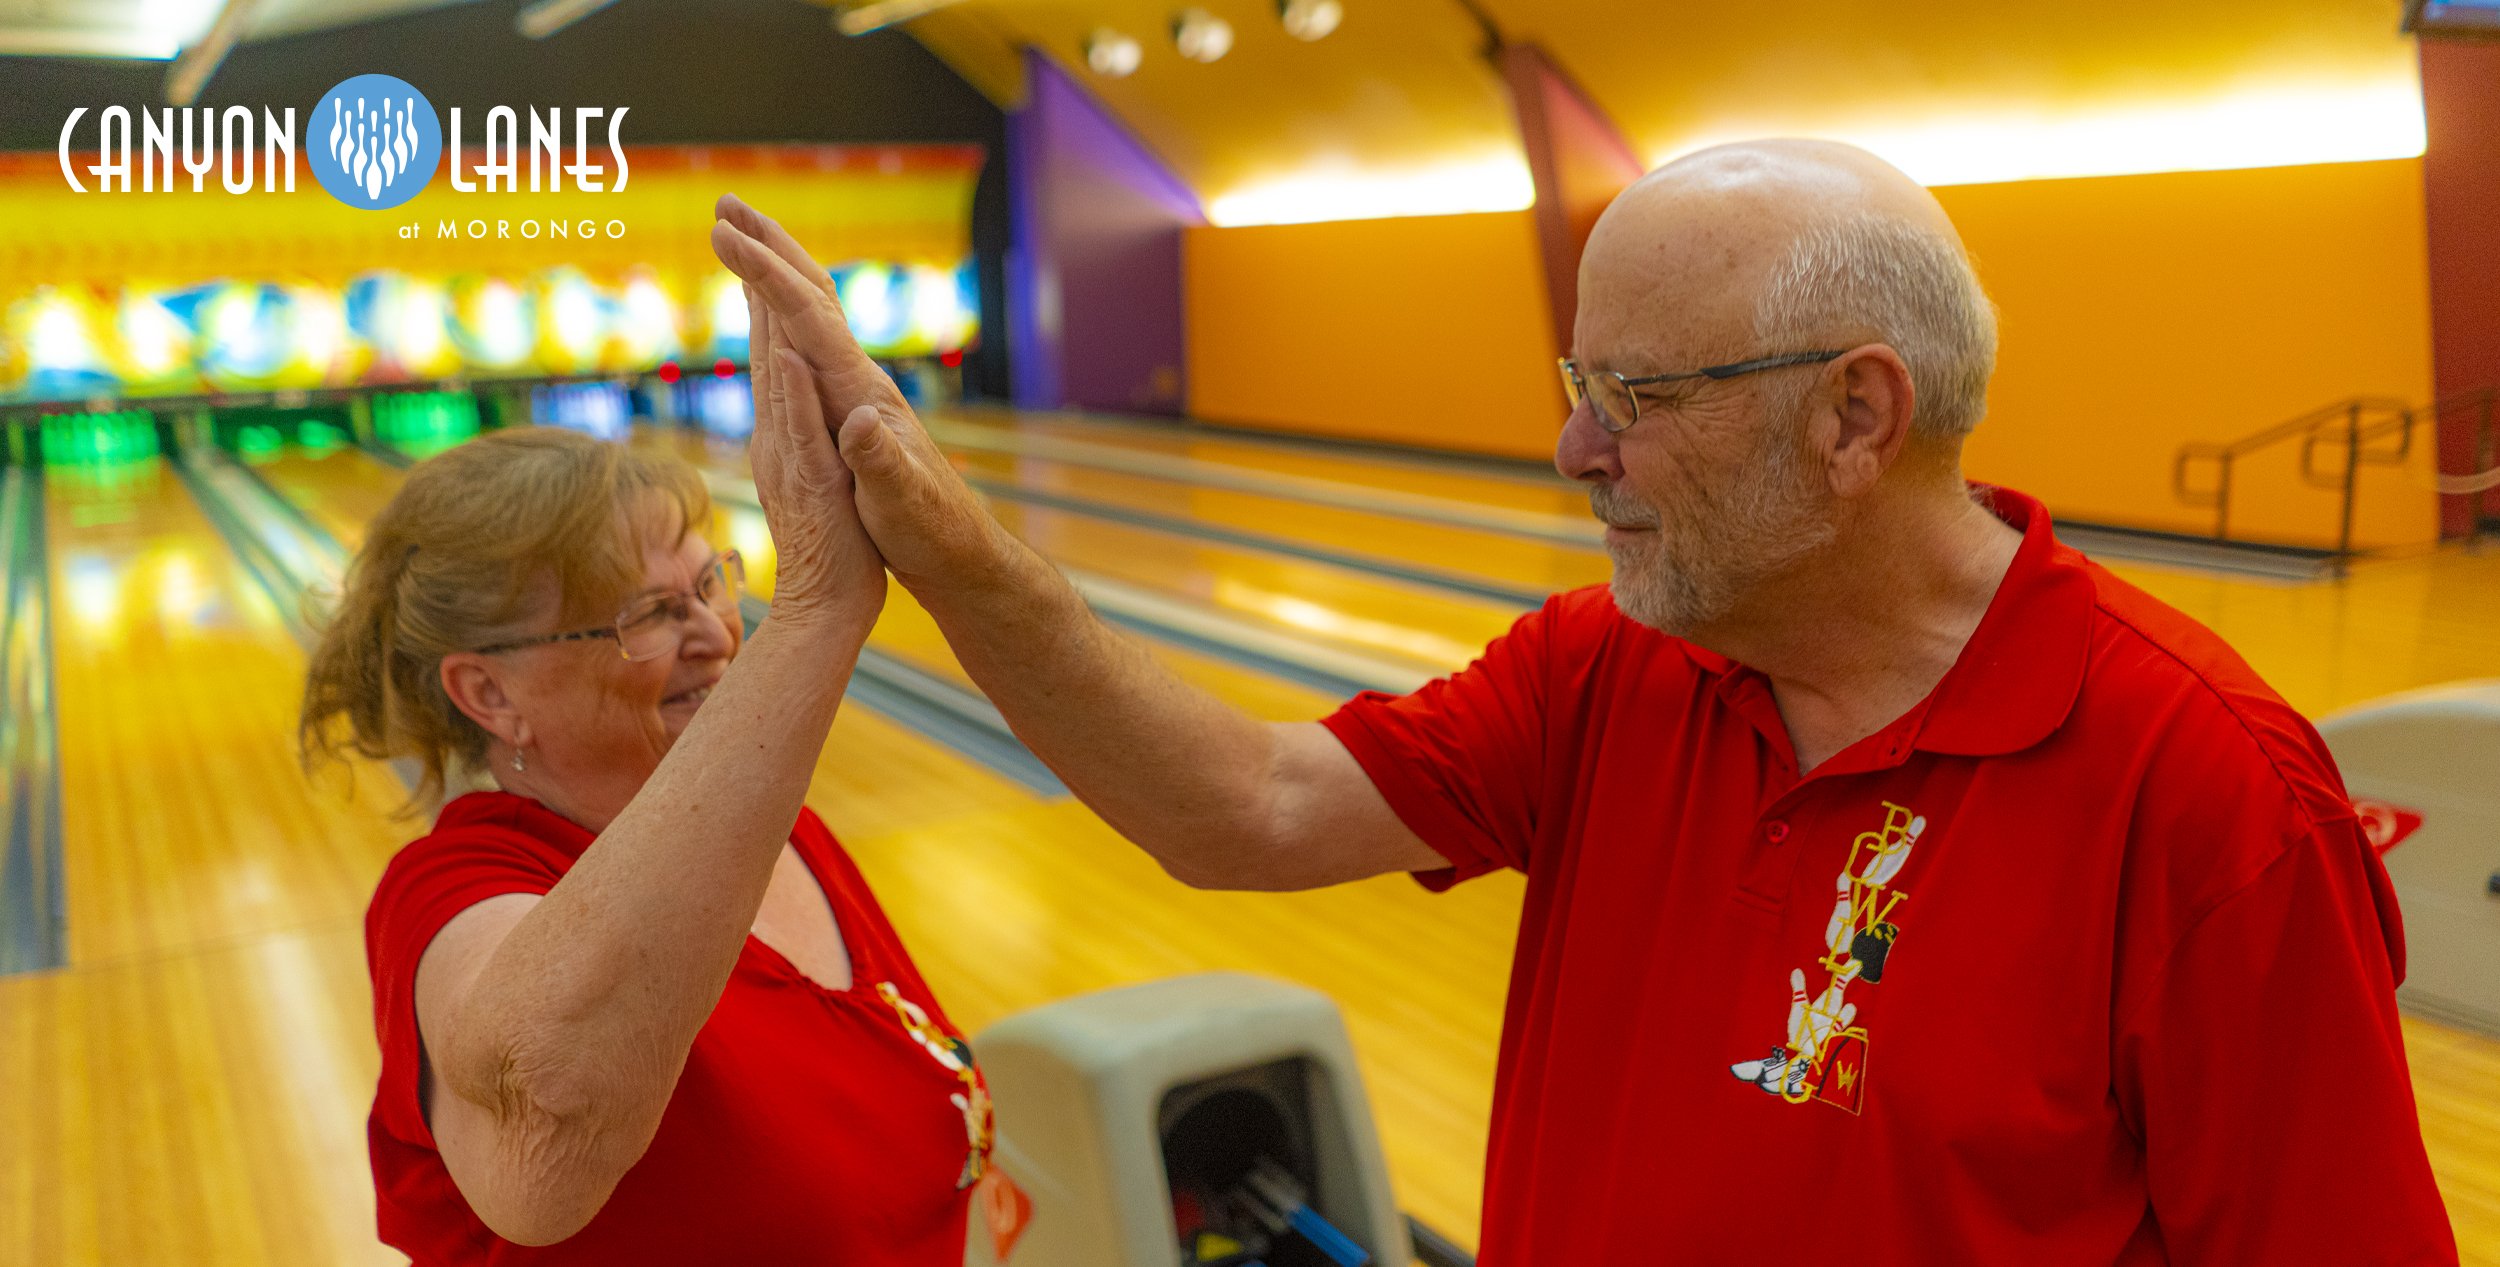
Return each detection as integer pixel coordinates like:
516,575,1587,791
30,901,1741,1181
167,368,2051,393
1824,343,1916,498
440,653,528,750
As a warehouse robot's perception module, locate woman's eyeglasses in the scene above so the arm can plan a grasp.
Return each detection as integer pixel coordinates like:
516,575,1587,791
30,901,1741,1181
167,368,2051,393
474,551,746,662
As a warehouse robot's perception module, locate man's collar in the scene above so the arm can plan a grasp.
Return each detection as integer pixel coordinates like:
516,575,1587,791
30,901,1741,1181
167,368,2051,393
1913,484,2095,756
1673,484,2095,759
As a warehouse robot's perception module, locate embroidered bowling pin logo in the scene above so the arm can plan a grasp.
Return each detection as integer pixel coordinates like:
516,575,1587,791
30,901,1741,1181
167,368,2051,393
307,74,442,210
877,981,996,1189
1729,801,1925,1114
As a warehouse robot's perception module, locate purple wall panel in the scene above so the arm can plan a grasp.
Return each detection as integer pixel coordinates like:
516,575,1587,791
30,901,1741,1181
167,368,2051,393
1007,50,1202,414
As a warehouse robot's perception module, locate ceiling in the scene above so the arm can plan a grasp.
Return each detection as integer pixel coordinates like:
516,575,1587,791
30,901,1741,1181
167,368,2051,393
1485,0,2425,178
900,0,2425,219
0,0,2430,220
0,0,468,57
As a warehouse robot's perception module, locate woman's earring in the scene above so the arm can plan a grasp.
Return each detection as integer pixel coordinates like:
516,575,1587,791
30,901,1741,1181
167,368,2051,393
511,749,526,773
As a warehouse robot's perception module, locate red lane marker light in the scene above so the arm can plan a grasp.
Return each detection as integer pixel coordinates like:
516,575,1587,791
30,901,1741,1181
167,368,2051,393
939,348,965,368
657,362,682,384
714,358,736,378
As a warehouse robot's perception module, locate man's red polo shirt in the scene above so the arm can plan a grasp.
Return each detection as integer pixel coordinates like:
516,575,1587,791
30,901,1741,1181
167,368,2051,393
1321,486,2455,1265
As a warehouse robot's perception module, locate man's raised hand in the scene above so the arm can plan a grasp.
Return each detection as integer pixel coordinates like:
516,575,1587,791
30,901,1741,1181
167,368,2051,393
708,193,1011,597
742,280,883,634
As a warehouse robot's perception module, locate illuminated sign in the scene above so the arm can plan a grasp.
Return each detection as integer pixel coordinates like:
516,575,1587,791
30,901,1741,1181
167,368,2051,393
56,74,629,210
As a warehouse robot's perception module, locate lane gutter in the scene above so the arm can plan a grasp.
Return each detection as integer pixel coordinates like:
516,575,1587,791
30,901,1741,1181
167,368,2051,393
0,467,66,975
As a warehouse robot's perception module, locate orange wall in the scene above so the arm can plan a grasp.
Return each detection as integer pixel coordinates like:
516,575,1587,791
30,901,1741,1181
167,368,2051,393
1184,160,2440,549
1183,211,1561,461
1945,158,2437,549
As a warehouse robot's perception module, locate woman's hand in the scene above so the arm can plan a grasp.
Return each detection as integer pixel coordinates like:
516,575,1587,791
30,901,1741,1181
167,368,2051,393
708,196,1012,601
743,280,885,635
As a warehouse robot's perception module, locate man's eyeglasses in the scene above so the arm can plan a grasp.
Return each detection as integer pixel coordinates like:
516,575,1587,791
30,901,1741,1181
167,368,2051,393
475,551,746,662
1559,350,1849,434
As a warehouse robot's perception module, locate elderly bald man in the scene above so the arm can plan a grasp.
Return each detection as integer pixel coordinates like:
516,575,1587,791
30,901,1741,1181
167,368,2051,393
712,139,2454,1265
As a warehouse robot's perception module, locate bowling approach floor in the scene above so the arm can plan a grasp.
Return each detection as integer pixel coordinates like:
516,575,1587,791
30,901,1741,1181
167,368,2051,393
4,404,2498,1265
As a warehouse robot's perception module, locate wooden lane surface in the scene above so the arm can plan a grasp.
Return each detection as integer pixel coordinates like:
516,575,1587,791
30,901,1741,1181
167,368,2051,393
4,460,407,1266
708,496,1345,724
948,449,1612,598
2100,549,2500,719
2408,1014,2500,1261
40,460,407,964
934,405,1584,515
1,922,396,1267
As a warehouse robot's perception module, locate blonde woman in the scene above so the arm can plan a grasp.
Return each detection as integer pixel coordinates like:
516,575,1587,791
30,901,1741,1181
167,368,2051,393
303,321,989,1263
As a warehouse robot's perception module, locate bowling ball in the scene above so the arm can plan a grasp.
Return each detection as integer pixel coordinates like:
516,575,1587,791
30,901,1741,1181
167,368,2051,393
1850,922,1899,983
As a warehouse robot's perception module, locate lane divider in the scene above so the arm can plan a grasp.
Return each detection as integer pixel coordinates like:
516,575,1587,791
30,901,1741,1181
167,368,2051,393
359,438,411,471
958,475,1552,610
174,446,435,795
168,446,340,642
1060,570,1432,699
945,402,1566,492
0,467,66,975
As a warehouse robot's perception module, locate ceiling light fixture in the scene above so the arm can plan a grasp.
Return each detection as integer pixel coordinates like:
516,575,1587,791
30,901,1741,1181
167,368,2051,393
1172,8,1233,63
1278,0,1342,41
514,0,619,40
163,0,259,105
1083,27,1144,77
1206,153,1537,226
833,0,966,37
1661,79,2430,188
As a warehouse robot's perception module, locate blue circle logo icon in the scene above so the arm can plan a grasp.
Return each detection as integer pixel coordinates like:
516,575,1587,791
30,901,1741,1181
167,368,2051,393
308,74,441,210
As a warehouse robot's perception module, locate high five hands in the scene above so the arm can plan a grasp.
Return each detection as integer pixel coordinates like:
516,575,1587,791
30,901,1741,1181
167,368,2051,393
708,193,1009,604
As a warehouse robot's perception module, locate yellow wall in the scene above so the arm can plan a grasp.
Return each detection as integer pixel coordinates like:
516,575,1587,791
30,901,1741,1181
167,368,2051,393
1183,160,2439,548
1946,158,2437,548
1183,211,1560,460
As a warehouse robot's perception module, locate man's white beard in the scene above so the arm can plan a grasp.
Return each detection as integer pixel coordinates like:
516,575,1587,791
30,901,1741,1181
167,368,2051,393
1601,418,1838,635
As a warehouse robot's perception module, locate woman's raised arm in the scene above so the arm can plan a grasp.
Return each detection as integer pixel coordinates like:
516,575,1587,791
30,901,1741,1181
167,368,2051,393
412,316,881,1245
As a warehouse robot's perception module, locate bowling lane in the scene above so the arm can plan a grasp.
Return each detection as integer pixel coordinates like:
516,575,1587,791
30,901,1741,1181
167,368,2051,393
44,458,408,965
644,427,1518,676
0,920,397,1267
948,447,1613,596
935,403,1586,517
11,460,408,1265
700,489,1356,722
262,442,1343,735
251,446,1058,838
669,413,1608,600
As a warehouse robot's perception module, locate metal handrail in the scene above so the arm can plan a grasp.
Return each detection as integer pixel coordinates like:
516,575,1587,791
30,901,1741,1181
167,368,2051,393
2422,387,2500,504
2172,391,2493,568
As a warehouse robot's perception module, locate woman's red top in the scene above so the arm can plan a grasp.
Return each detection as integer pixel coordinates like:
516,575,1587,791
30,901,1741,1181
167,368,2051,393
363,791,990,1265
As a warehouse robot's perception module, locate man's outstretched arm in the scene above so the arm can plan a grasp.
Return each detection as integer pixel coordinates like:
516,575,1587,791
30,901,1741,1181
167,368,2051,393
711,196,1445,892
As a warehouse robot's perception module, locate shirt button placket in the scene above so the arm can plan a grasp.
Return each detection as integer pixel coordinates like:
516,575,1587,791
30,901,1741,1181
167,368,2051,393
1737,815,1800,909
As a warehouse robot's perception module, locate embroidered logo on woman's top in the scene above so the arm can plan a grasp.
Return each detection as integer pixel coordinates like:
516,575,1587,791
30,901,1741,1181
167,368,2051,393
877,981,995,1189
